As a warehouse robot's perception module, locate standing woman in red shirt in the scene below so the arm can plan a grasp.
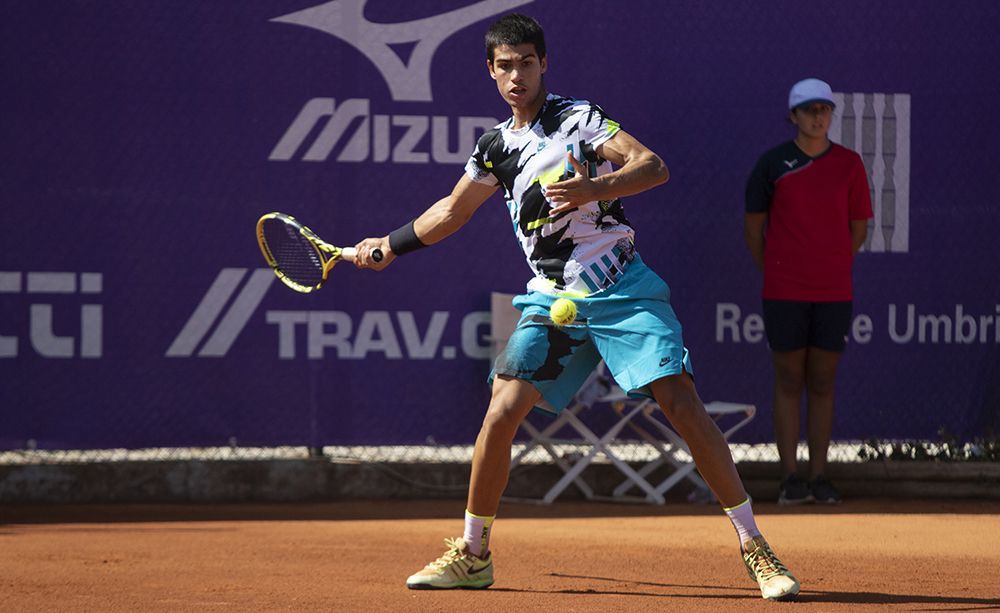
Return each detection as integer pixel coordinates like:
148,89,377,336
744,78,873,505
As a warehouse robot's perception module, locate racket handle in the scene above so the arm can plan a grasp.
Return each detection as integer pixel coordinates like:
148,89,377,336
341,247,383,263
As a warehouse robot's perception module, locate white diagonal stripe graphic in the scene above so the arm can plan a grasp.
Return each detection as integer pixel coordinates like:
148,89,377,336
198,269,276,357
165,268,248,357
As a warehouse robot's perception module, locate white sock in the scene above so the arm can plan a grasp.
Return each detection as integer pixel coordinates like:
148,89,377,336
724,498,760,548
463,510,495,557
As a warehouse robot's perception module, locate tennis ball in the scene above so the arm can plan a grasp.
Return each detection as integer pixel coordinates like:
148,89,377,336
549,298,577,326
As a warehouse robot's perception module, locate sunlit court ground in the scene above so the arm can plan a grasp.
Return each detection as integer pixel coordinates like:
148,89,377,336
2,498,998,612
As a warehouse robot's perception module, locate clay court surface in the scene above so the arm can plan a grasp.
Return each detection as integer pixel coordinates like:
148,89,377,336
2,498,998,612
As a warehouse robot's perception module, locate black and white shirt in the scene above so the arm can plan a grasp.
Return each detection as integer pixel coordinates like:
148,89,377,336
466,94,635,296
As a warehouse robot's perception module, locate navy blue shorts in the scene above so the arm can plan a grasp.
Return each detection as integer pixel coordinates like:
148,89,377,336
762,299,852,352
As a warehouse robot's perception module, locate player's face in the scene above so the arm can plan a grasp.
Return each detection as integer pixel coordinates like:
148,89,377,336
790,103,833,140
488,43,547,114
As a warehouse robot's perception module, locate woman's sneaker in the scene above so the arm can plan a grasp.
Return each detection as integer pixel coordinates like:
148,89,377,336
778,474,814,505
809,475,842,504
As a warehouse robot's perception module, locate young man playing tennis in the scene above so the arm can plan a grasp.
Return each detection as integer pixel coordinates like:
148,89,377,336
354,13,800,601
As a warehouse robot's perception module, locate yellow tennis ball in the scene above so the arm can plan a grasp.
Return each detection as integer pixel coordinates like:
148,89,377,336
549,298,577,326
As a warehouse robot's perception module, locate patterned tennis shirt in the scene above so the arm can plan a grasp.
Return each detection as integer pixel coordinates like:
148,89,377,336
466,93,635,296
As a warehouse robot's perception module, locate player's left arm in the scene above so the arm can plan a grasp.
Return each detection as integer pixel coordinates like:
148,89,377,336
848,156,873,255
545,130,669,214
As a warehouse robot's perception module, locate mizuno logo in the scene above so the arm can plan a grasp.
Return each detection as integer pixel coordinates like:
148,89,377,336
271,0,533,102
268,98,498,164
783,159,799,168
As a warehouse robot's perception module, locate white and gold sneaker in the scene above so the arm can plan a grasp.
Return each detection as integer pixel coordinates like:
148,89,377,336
406,537,494,590
742,536,800,601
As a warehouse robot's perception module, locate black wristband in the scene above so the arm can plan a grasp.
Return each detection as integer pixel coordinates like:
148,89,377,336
388,220,427,256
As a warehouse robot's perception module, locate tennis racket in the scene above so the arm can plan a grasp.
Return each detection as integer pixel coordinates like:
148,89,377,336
256,212,382,293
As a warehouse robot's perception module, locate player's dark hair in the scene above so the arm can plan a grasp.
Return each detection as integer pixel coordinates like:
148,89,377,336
486,13,546,63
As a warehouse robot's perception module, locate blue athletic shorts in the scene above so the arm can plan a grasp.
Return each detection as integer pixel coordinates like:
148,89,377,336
490,255,693,414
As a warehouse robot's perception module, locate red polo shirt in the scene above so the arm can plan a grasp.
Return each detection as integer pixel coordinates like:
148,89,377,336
745,141,873,301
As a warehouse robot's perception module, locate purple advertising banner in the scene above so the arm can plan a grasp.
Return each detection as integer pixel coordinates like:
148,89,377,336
2,1,998,449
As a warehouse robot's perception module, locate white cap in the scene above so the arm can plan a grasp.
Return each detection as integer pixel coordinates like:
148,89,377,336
788,78,835,110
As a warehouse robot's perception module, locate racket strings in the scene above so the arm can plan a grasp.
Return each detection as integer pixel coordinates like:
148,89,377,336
262,221,326,287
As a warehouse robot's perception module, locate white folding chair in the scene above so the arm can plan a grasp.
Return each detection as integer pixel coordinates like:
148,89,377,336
527,385,664,504
490,292,666,504
612,401,757,502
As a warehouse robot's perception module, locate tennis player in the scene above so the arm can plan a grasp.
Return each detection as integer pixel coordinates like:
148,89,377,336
355,13,799,601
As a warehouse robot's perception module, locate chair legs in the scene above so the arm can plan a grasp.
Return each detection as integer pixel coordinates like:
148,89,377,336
538,401,665,504
508,376,757,505
510,411,596,501
614,402,757,500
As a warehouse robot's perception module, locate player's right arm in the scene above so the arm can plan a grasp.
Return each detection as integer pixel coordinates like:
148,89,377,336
743,155,772,274
744,212,768,272
354,174,498,269
412,174,498,246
